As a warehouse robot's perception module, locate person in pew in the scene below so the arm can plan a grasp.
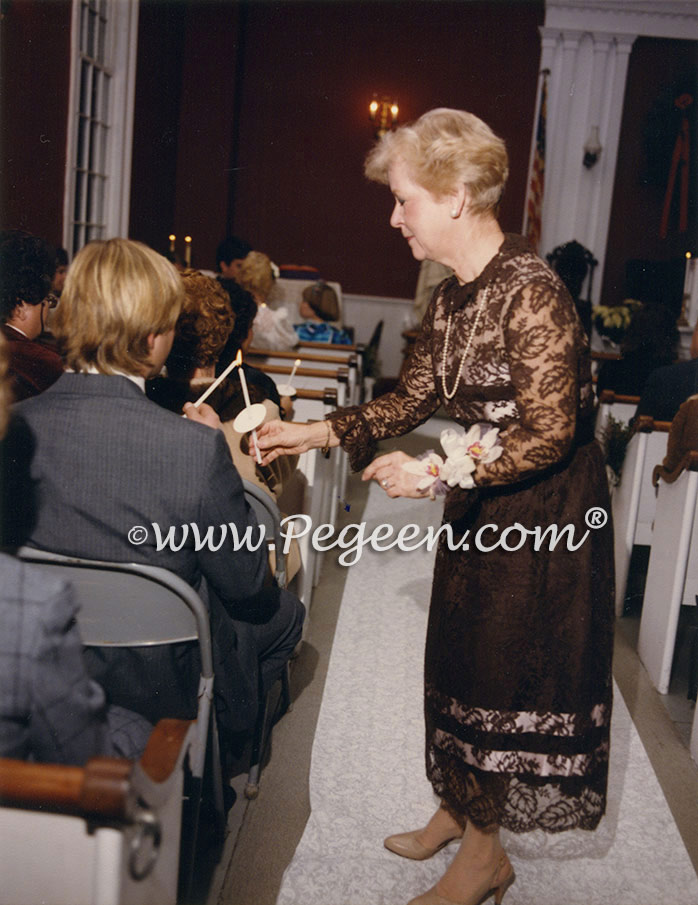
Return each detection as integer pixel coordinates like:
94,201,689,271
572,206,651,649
253,108,614,905
238,250,298,350
0,230,63,401
147,269,302,569
653,393,698,479
215,234,252,280
634,321,698,423
293,280,353,345
216,277,293,418
0,332,151,765
12,239,304,769
595,300,679,399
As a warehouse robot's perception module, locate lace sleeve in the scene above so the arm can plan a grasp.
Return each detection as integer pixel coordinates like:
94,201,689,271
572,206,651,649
475,280,579,487
328,299,442,470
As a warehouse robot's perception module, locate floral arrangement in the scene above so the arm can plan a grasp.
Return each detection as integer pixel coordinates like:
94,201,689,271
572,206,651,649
600,414,634,486
592,299,643,345
403,423,503,497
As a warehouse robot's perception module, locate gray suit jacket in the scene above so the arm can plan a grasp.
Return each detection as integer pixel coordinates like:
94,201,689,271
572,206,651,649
0,553,152,764
14,373,274,734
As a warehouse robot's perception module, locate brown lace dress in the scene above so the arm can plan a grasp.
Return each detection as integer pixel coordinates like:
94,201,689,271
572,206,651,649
328,234,614,834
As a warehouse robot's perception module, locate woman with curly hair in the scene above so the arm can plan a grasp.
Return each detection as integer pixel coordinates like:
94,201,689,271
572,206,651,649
148,270,301,574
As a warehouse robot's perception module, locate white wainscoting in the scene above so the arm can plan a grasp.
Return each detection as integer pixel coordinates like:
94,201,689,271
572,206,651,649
343,293,416,378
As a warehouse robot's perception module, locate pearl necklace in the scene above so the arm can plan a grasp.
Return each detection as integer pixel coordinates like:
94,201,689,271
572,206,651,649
441,284,490,401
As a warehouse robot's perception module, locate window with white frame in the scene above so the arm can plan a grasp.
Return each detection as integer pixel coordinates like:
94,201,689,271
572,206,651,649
64,0,139,257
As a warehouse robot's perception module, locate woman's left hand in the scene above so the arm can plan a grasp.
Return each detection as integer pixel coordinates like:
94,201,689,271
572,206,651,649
362,451,431,499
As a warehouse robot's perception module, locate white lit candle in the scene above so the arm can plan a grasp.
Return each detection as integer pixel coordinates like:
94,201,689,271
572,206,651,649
288,358,301,385
237,351,252,408
192,352,239,408
169,234,176,252
235,352,262,463
184,235,192,267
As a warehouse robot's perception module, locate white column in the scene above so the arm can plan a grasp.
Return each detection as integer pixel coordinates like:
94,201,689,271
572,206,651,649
535,27,636,304
586,33,635,302
526,1,698,306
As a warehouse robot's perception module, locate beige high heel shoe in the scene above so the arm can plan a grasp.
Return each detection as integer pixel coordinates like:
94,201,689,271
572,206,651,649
384,827,463,861
405,852,515,905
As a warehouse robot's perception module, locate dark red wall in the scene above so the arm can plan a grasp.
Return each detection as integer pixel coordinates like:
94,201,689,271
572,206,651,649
229,0,544,296
129,0,188,257
130,0,243,265
0,0,71,248
603,36,697,308
130,0,543,296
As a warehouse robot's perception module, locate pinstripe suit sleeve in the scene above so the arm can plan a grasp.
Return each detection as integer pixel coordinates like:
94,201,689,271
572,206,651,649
193,430,270,617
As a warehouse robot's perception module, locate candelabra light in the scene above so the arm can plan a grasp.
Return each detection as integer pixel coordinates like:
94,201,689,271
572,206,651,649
369,96,399,138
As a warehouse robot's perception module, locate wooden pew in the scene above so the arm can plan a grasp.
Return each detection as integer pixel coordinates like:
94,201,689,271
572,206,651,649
0,719,192,905
611,415,671,616
255,363,349,525
638,451,698,698
249,347,360,404
277,387,339,610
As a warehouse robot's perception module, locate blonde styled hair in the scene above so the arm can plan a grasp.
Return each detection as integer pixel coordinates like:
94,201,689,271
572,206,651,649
364,108,509,216
54,239,183,374
238,251,275,301
170,269,234,373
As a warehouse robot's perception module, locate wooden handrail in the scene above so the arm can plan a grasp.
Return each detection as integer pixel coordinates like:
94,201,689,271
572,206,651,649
634,415,672,434
295,340,363,353
248,347,357,366
139,718,192,783
0,719,191,819
0,757,132,819
293,387,337,404
591,350,622,362
598,389,641,405
260,363,349,382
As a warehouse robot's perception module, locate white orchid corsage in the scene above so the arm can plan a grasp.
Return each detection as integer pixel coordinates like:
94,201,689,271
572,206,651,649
402,423,503,497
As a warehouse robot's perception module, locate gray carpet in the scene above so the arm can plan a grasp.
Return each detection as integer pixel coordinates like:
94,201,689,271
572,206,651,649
276,440,698,905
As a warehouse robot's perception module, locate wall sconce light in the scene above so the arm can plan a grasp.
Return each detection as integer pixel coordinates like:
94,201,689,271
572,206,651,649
583,126,602,169
369,96,399,138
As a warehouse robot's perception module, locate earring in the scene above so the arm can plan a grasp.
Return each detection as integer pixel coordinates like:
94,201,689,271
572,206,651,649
450,209,458,218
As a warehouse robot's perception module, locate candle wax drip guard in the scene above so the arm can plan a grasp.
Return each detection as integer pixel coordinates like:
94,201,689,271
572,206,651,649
233,403,267,433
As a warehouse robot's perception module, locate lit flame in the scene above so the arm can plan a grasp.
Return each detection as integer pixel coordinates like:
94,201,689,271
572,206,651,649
233,350,243,367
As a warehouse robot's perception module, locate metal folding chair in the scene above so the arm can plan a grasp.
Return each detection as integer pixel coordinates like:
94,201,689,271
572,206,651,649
15,546,224,901
241,481,293,799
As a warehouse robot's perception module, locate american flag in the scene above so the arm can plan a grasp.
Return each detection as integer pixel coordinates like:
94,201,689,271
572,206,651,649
526,70,549,253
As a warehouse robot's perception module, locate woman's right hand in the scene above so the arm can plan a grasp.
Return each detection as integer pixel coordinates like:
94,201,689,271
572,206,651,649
251,419,313,465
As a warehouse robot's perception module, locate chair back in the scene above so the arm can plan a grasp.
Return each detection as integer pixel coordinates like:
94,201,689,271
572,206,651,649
547,239,597,336
15,549,212,674
14,547,223,900
242,480,287,589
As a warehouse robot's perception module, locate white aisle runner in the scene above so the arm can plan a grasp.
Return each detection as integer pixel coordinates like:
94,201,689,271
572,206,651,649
277,473,698,905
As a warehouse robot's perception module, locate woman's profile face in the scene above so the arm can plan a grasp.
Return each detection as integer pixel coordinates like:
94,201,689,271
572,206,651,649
388,156,452,263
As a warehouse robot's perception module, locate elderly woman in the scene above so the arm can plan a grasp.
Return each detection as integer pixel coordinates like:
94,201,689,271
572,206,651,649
254,109,614,905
